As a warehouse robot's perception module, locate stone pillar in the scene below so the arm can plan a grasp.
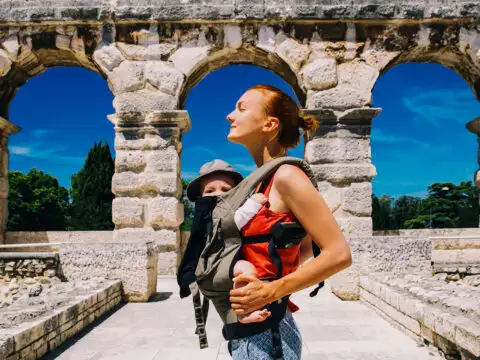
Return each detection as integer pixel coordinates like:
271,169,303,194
0,117,20,243
303,107,381,300
107,110,190,301
304,107,381,238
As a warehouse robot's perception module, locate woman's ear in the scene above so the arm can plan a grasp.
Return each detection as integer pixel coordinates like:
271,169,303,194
262,116,280,135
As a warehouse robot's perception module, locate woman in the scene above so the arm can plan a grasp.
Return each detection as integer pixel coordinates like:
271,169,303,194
226,84,352,359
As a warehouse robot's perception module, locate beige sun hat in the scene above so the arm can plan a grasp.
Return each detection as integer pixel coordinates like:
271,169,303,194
186,159,244,201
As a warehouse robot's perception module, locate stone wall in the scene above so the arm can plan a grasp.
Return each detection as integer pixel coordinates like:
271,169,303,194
59,242,157,302
1,0,479,301
0,252,58,279
0,279,122,360
330,236,432,300
431,237,480,277
0,0,478,22
374,229,480,237
360,274,480,359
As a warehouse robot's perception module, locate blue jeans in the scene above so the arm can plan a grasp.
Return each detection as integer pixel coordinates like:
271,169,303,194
229,312,302,360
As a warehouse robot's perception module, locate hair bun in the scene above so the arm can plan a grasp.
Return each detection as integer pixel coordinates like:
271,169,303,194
299,114,319,133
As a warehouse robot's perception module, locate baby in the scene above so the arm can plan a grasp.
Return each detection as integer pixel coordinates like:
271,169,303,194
185,159,271,324
201,173,271,324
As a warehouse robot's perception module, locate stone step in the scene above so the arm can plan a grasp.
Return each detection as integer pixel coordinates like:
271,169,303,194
360,274,480,359
431,237,480,275
0,252,58,260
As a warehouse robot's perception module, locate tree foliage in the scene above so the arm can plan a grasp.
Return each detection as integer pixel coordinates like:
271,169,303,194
373,181,479,230
180,178,194,231
7,169,70,230
69,141,115,230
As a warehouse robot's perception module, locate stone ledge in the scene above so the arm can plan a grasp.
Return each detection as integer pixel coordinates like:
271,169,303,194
0,280,122,360
360,274,480,358
0,1,478,23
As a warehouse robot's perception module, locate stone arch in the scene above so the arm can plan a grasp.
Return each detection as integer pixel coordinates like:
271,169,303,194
178,46,306,109
0,26,103,118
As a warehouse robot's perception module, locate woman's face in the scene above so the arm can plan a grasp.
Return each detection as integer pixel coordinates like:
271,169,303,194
226,90,270,146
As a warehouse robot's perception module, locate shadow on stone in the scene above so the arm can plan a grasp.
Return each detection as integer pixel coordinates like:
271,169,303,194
148,292,172,302
41,300,126,359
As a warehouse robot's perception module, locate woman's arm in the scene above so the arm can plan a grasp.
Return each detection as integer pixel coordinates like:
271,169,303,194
230,164,351,314
299,234,313,265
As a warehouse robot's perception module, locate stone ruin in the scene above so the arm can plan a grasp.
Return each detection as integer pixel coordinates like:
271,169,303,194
0,0,479,359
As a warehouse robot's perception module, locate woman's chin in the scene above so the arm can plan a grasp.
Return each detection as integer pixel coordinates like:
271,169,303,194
227,132,241,144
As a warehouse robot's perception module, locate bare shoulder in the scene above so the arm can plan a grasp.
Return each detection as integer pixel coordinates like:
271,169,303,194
273,164,311,193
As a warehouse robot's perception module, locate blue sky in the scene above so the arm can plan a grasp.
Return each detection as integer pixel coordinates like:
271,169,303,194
8,62,480,198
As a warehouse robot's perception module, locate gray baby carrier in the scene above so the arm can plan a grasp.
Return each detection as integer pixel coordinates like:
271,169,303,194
194,157,318,359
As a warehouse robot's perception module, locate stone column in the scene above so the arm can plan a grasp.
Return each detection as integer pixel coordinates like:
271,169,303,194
303,107,381,300
59,110,190,302
0,117,20,243
304,107,381,238
109,110,190,300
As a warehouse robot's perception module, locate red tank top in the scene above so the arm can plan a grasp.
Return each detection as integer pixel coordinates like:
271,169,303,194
240,173,300,312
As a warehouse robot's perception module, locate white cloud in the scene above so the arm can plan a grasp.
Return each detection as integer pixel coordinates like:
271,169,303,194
402,89,480,127
31,129,55,138
9,142,84,164
371,129,423,145
181,171,197,180
10,146,30,155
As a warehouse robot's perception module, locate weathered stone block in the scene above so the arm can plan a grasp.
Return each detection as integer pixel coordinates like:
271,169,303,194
145,147,179,173
114,130,180,151
112,197,144,228
275,37,310,71
305,137,371,164
306,87,372,110
60,243,157,302
454,317,480,357
338,61,379,92
0,49,12,76
117,43,177,61
115,150,146,173
224,25,243,49
331,236,431,300
300,58,337,90
170,46,210,75
342,182,372,216
113,90,176,113
55,34,72,50
157,250,178,275
145,61,184,96
93,44,124,73
257,26,275,52
147,197,184,228
2,34,19,60
109,61,145,94
317,181,342,212
310,163,377,184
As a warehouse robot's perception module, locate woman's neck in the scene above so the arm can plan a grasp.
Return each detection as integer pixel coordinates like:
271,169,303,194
248,142,287,167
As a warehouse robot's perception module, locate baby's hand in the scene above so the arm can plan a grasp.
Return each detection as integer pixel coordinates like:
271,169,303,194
250,193,268,205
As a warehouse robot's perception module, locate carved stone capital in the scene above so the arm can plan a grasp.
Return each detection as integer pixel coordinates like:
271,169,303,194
0,117,20,137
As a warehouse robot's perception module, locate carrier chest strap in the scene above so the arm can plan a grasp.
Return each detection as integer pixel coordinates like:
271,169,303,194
189,282,209,349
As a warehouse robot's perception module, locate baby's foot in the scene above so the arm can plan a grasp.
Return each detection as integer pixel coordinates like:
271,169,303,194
250,193,268,205
239,309,271,324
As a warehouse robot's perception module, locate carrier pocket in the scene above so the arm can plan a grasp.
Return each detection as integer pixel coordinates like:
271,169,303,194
196,219,224,282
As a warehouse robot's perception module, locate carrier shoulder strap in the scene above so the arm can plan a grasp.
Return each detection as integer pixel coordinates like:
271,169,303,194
229,156,317,212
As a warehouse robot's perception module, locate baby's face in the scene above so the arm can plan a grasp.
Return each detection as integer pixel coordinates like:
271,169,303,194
201,173,236,197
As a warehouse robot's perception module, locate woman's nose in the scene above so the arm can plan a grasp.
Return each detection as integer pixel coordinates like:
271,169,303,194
226,111,234,123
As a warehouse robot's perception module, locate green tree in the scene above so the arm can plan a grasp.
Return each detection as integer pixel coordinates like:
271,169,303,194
180,178,194,231
405,181,479,229
7,169,70,230
372,194,394,230
69,141,114,230
391,195,423,229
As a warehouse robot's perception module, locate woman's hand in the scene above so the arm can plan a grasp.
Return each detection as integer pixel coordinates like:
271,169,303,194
229,274,278,314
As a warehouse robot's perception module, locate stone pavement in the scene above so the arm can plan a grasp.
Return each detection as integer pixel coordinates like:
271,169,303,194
42,277,444,360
